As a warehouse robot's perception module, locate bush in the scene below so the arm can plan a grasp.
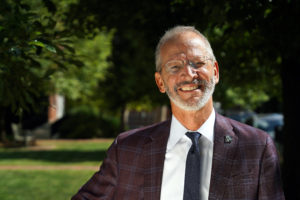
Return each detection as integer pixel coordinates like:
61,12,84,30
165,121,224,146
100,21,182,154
51,113,119,139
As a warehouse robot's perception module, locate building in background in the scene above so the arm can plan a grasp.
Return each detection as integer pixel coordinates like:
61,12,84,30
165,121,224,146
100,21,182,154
48,94,65,124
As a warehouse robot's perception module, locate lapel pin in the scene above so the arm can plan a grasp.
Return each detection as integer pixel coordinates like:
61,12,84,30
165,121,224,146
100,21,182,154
224,135,232,144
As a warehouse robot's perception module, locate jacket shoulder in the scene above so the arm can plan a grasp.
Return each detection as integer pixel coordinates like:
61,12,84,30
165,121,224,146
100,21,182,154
115,119,171,146
217,114,271,144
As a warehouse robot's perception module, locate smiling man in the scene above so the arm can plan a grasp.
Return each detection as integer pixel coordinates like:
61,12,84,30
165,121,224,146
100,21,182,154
72,26,285,200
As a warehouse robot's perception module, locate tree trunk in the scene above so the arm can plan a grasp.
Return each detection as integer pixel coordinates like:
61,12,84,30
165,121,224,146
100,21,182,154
119,104,126,133
0,108,6,142
282,58,300,199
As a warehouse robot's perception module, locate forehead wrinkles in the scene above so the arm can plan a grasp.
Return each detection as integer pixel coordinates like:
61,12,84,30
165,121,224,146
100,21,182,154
161,39,208,62
185,37,209,57
186,37,207,48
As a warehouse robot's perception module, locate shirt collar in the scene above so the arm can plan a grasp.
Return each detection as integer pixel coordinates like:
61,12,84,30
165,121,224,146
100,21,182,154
167,109,215,151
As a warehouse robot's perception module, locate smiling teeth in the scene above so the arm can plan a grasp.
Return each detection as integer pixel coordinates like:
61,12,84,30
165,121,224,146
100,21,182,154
181,85,198,91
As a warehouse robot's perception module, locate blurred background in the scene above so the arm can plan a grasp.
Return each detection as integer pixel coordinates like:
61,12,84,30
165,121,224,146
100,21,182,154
0,0,299,199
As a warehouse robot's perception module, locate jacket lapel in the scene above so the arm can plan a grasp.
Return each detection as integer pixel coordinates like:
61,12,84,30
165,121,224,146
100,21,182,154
209,114,239,200
143,120,171,200
141,114,239,200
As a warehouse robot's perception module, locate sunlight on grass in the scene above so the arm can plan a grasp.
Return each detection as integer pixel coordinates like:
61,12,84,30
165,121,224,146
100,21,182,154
0,139,113,166
0,139,113,200
0,170,95,200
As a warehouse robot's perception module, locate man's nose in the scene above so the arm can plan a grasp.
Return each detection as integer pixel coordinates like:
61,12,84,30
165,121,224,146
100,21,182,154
181,62,198,79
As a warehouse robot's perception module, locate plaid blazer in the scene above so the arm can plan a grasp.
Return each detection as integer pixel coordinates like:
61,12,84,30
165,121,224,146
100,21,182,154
72,113,285,200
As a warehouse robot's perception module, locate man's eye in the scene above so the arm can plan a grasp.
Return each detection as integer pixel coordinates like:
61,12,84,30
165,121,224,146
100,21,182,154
171,65,180,70
169,65,181,72
195,62,205,67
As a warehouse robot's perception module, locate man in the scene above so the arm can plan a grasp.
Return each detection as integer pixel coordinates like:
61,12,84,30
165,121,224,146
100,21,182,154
72,26,285,200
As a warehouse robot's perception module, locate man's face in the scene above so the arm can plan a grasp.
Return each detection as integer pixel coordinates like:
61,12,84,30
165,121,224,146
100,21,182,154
155,32,219,111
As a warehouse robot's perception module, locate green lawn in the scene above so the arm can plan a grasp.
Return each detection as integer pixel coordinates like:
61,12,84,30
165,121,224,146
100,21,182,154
0,139,113,200
0,170,95,200
0,139,113,166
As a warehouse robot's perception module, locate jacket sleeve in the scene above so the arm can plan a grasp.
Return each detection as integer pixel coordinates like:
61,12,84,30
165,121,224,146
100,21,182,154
258,136,285,200
71,140,118,200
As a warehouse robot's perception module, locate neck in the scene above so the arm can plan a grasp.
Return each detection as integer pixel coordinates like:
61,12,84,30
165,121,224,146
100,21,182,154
171,100,213,131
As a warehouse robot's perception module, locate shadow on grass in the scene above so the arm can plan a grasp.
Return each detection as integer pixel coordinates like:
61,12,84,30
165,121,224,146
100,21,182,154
0,150,107,163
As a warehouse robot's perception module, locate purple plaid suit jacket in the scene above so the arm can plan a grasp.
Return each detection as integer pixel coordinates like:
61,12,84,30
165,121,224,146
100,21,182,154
72,113,285,200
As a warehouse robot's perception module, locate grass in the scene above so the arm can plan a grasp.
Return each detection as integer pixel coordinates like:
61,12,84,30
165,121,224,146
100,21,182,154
0,139,113,166
0,139,113,200
0,170,95,200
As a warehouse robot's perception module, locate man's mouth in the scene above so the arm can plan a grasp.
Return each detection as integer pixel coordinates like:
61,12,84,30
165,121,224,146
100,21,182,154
179,85,201,91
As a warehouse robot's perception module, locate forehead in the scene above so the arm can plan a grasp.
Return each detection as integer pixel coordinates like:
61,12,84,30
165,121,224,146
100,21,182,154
160,32,208,61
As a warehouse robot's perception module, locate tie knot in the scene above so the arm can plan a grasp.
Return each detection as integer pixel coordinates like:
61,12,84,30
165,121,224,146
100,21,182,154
186,132,201,153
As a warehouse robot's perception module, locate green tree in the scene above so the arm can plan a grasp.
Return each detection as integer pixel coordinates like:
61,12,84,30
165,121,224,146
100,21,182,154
51,30,114,113
48,30,119,138
0,0,80,141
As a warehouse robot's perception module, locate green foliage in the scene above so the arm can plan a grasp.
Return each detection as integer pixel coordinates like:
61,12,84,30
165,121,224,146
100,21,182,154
0,0,117,140
224,87,269,110
52,112,119,138
97,30,163,112
52,30,114,110
204,1,283,110
0,0,79,114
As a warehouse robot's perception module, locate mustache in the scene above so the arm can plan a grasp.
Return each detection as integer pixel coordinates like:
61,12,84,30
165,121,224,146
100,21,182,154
176,79,208,88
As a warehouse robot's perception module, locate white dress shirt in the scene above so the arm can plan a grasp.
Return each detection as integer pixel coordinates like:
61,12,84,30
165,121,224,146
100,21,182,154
160,109,215,200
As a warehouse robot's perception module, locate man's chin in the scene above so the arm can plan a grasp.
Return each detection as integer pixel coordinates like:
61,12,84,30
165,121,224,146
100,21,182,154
166,91,209,111
177,90,203,100
171,99,205,111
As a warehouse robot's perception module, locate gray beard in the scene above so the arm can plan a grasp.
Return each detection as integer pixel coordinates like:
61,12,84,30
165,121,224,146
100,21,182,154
165,76,216,111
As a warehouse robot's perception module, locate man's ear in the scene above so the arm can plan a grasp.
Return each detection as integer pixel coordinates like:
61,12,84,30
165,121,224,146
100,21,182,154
155,72,166,93
213,61,219,84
